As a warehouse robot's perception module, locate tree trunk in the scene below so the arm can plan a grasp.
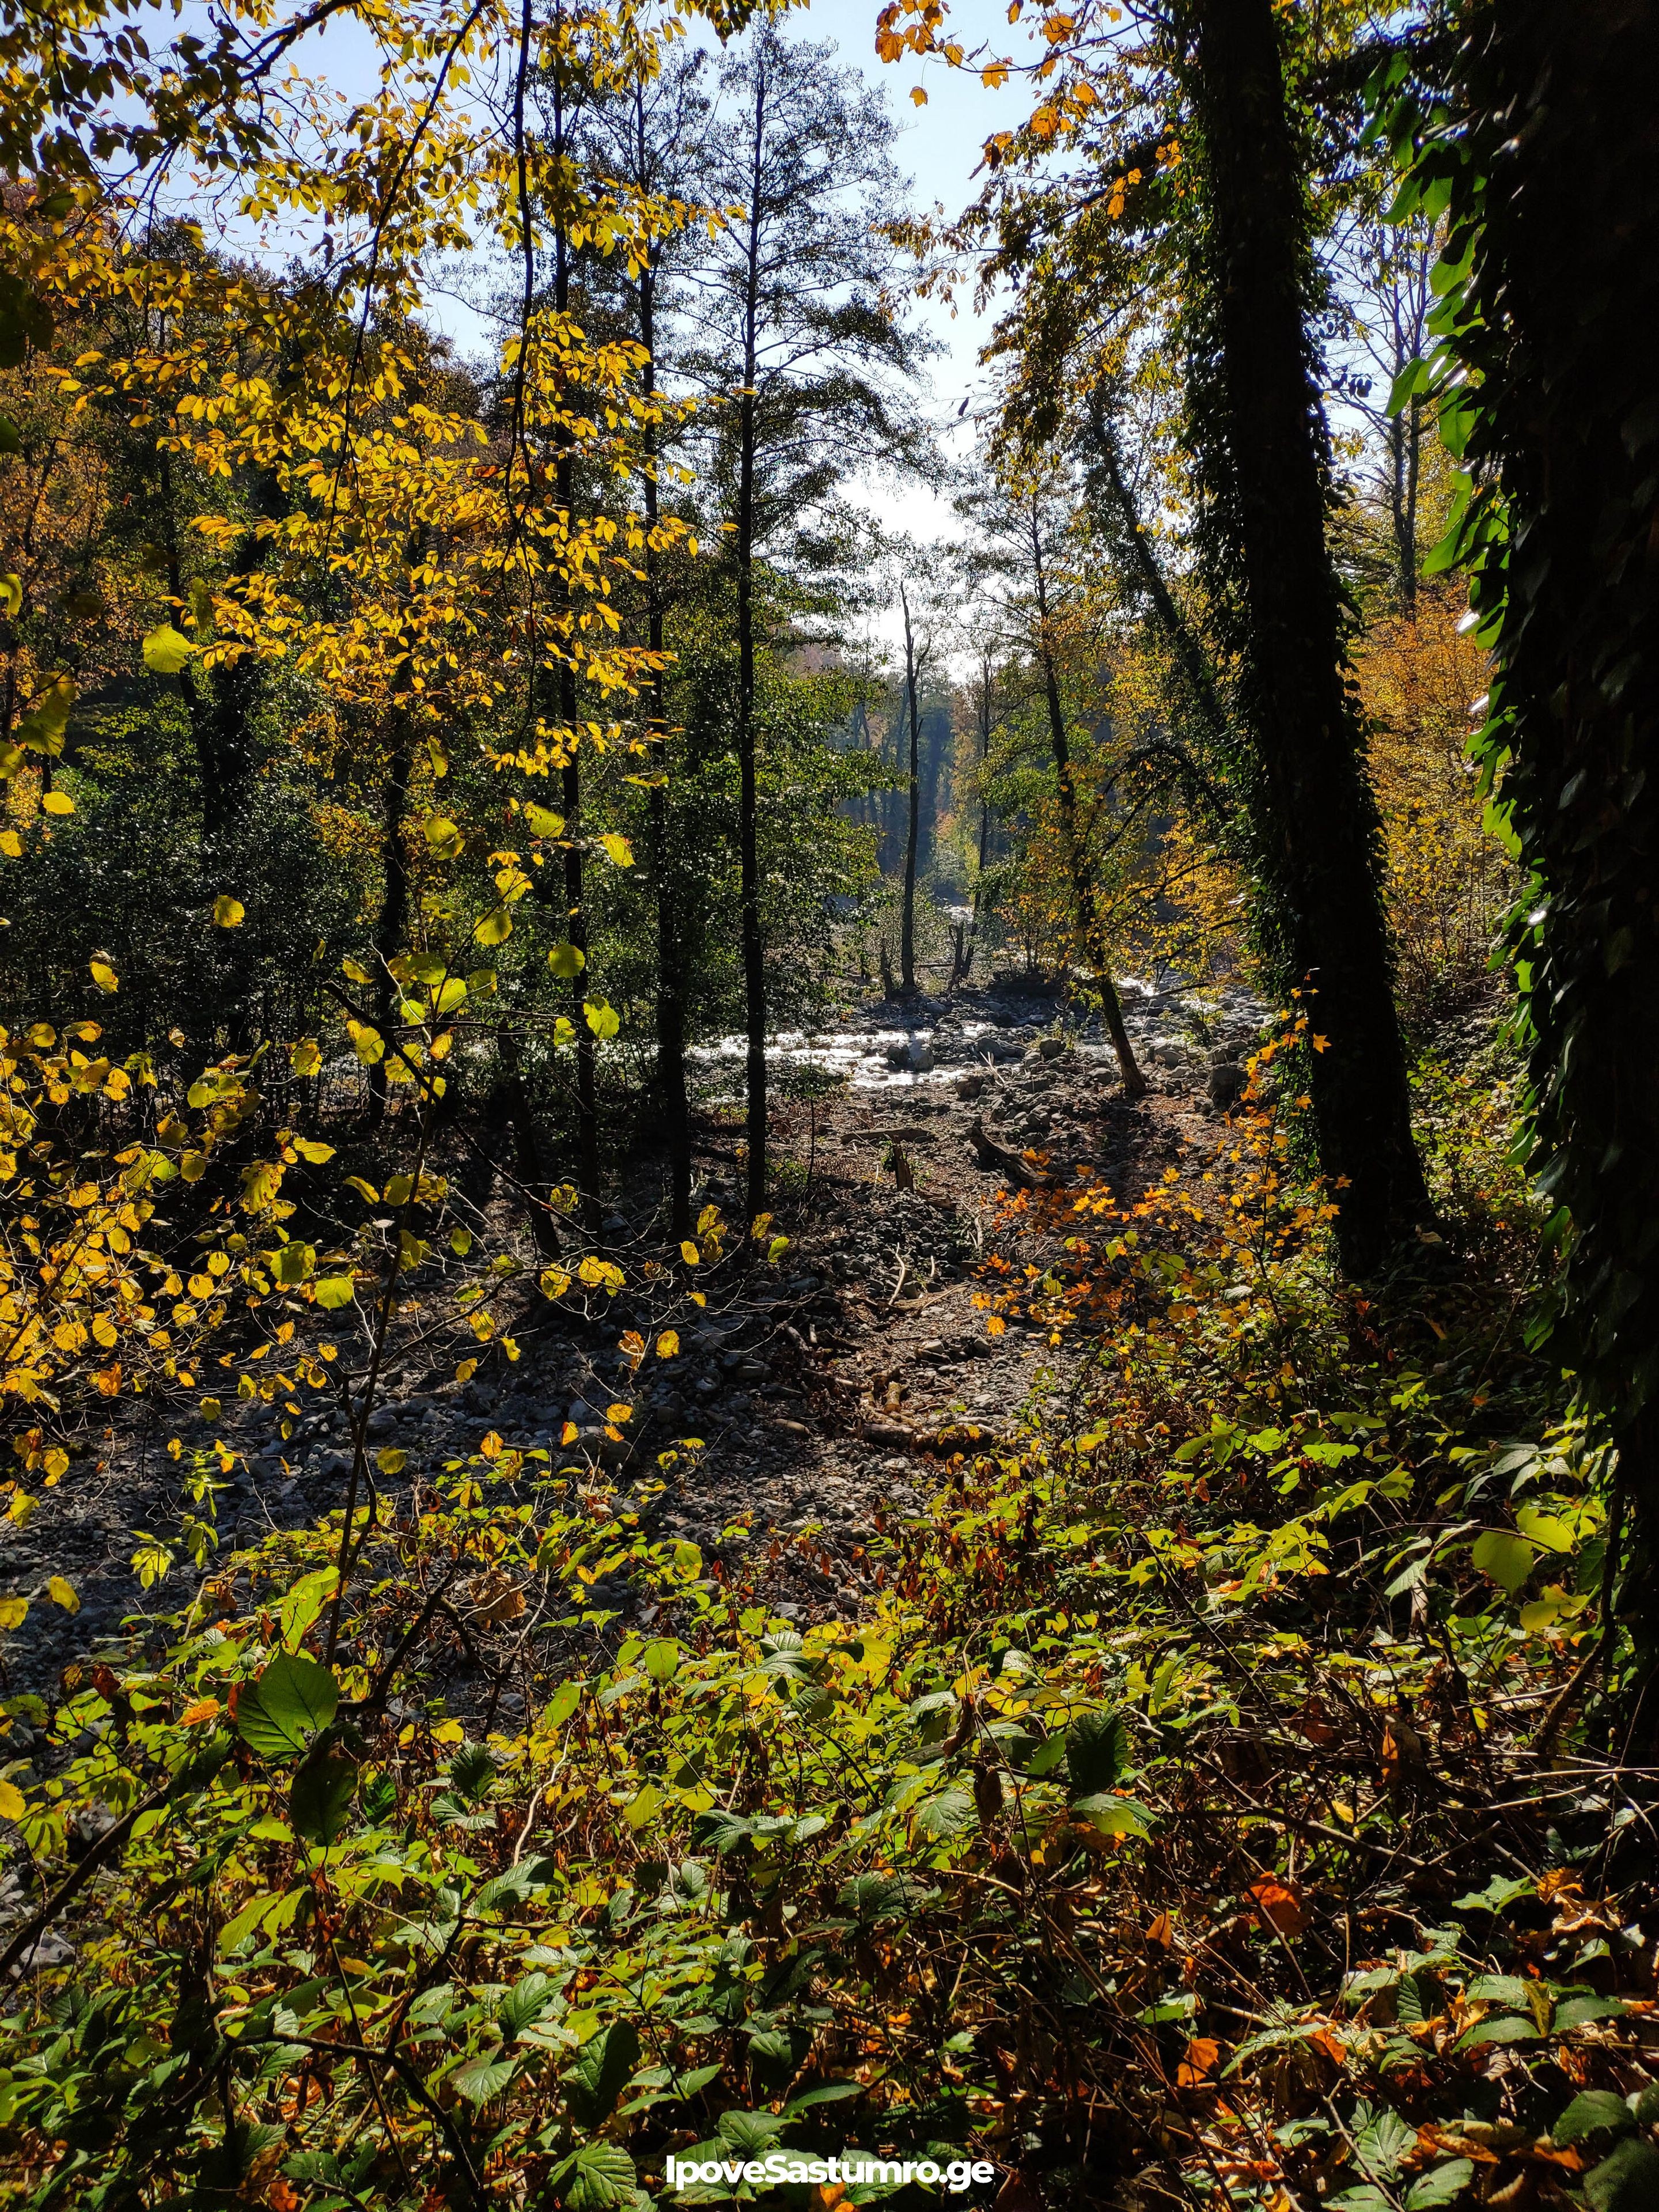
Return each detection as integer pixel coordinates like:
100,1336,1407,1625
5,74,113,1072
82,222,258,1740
736,69,768,1222
1186,0,1429,1273
366,706,412,1127
637,167,692,1242
1030,521,1146,1098
899,584,922,995
1444,0,1659,1714
547,71,603,1237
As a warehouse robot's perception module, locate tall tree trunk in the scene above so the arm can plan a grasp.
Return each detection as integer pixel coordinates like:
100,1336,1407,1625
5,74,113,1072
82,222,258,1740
636,128,692,1241
1088,390,1230,748
547,63,603,1236
1031,521,1146,1098
1442,0,1659,1707
899,583,922,995
1185,0,1429,1274
736,67,768,1222
366,704,412,1127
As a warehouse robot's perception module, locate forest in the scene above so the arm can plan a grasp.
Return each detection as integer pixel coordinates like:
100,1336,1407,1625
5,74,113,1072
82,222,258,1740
2,1,1657,2209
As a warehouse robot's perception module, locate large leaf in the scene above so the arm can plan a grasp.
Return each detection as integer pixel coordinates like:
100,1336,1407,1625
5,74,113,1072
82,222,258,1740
236,1652,339,1763
1066,1707,1130,1798
1585,2140,1659,2212
1471,1529,1536,1593
1555,2092,1634,2146
450,2053,520,2104
290,1751,357,1844
500,1972,559,2040
911,1786,976,1840
548,2142,638,2212
1404,2164,1474,2211
565,2019,641,2130
1353,2104,1416,2180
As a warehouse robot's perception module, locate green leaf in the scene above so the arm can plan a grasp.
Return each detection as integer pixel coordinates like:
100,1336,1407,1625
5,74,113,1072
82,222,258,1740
236,1652,339,1763
565,2019,641,2130
474,906,513,946
1071,1794,1153,1838
911,1786,976,1840
424,816,463,858
142,623,196,676
499,1973,558,2040
546,2143,638,2211
290,1749,357,1844
1454,2015,1539,2050
1066,1707,1130,1798
584,999,620,1040
313,1276,356,1310
1354,2103,1416,2180
548,940,586,978
450,2053,520,2104
1554,1994,1630,2028
1025,1734,1068,1777
1471,1528,1537,1592
1404,2161,1474,2210
1554,2092,1634,2146
1585,2140,1659,2212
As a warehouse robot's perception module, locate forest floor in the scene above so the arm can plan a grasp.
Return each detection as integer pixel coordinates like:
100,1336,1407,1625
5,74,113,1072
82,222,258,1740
0,973,1264,1695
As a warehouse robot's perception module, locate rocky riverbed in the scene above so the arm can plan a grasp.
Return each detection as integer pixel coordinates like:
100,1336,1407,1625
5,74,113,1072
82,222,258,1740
0,972,1266,1690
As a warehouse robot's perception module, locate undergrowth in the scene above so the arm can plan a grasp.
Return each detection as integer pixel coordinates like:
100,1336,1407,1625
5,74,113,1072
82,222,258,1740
1,1038,1656,2212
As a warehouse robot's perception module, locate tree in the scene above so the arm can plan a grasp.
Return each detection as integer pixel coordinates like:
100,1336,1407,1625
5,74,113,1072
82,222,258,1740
687,21,930,1217
960,467,1147,1096
1177,0,1430,1273
1399,0,1659,1682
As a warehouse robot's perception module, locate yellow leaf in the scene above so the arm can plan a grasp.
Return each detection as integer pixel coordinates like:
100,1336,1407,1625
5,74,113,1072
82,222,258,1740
47,1575,79,1613
680,1241,700,1266
424,815,463,858
524,802,565,837
0,1779,25,1820
0,1596,28,1631
41,790,74,815
290,1038,321,1076
142,623,196,675
656,1330,680,1358
89,958,119,992
0,828,21,857
474,907,513,946
598,832,634,868
911,84,929,104
213,895,245,928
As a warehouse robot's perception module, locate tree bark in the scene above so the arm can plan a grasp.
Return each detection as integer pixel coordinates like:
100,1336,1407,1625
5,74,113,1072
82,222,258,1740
1186,0,1429,1272
899,583,923,995
736,63,768,1222
635,102,692,1241
1029,516,1146,1098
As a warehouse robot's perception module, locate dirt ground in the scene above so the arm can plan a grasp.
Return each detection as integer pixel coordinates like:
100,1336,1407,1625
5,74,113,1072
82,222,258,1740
0,976,1262,1691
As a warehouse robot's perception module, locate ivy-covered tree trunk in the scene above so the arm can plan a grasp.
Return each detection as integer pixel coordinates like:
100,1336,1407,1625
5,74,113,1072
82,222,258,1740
1183,0,1429,1275
1434,0,1659,1687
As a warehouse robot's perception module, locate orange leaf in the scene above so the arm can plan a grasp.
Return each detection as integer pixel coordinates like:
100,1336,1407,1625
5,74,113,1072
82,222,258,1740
182,1696,221,1727
1244,1877,1306,1939
1177,2036,1220,2084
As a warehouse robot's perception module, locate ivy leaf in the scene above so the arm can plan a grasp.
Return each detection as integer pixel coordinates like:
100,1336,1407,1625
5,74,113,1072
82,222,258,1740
236,1651,339,1763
